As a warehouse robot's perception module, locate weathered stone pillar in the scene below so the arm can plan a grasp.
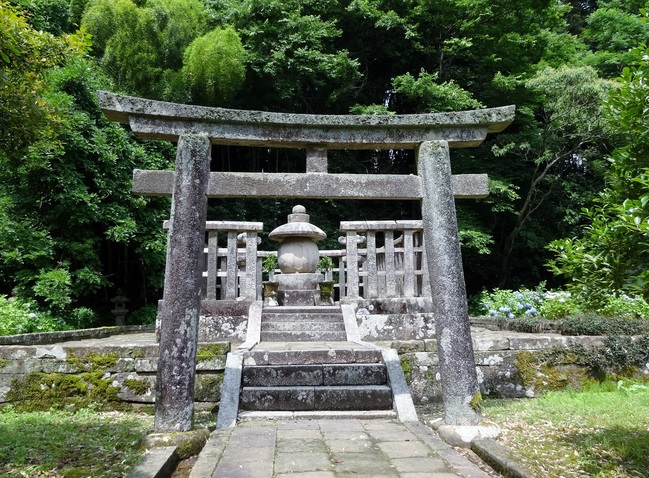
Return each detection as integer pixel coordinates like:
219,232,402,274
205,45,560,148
154,134,211,432
417,140,481,426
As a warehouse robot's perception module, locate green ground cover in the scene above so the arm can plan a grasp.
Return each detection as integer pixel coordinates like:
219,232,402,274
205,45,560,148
483,380,649,477
0,406,153,477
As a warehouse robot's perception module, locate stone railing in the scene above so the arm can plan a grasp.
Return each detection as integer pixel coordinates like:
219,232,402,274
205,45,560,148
338,220,429,300
165,220,263,301
179,220,431,302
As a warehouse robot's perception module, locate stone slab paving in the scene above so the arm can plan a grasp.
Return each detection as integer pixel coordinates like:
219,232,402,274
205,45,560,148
190,419,494,478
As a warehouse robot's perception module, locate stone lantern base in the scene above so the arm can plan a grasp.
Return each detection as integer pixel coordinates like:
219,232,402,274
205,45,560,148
277,273,323,306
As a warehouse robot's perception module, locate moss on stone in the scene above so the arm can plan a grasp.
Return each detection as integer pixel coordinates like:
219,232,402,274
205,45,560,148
516,349,589,393
129,348,146,359
68,351,120,372
470,391,483,412
6,371,122,411
123,378,150,395
400,356,412,385
143,429,210,459
0,358,8,370
195,374,223,401
196,344,228,363
6,348,126,411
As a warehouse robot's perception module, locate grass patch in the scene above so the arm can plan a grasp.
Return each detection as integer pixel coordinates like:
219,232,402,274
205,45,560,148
0,405,153,477
483,380,649,477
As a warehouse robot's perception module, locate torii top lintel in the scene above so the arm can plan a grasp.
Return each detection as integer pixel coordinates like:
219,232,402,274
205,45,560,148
97,91,515,150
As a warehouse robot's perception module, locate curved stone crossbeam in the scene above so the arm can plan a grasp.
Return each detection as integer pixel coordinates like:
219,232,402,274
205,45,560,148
98,91,515,149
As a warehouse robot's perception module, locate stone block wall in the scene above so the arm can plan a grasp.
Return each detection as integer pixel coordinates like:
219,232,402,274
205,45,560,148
0,331,228,408
344,298,436,341
388,331,617,404
2,326,646,409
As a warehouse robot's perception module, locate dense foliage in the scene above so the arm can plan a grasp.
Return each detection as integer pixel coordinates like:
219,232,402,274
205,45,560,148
548,40,649,306
1,0,648,327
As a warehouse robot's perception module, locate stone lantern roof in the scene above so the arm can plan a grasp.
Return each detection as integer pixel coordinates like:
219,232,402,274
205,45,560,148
268,205,326,242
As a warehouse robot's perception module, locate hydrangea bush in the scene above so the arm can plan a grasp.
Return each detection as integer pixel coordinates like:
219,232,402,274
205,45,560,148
473,287,649,321
474,288,545,319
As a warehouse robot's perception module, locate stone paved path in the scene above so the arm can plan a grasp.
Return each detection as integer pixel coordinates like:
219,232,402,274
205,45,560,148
189,418,494,478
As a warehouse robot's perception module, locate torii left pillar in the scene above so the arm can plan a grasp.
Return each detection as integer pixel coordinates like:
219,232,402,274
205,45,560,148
154,134,210,432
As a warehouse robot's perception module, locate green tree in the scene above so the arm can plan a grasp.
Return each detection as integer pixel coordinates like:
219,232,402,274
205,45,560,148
391,69,485,113
581,2,649,77
0,52,174,321
81,0,210,99
8,0,76,34
547,44,649,303
494,66,613,287
181,26,246,106
1,0,89,158
209,0,361,112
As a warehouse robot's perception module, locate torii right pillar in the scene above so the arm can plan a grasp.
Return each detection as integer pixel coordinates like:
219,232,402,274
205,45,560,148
418,140,482,426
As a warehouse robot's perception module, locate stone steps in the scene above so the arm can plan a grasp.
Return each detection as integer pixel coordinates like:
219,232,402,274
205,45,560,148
242,363,388,387
239,347,393,413
239,385,393,411
261,312,343,322
243,347,384,366
260,306,347,342
262,321,346,332
260,330,347,342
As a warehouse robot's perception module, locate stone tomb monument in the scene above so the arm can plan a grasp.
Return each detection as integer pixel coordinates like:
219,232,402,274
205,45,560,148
269,205,326,306
97,91,515,432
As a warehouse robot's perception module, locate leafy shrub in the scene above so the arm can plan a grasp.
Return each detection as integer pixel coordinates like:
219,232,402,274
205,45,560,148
574,335,649,380
0,295,69,336
538,291,581,319
32,267,73,312
559,314,649,336
600,295,649,319
261,254,278,273
474,287,649,323
127,304,158,325
67,307,99,329
317,256,334,272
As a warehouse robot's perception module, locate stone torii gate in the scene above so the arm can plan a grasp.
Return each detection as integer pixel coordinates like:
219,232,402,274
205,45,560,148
98,91,515,432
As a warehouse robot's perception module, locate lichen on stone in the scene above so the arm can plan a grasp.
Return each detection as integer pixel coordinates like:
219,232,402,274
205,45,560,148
129,348,146,359
142,428,210,459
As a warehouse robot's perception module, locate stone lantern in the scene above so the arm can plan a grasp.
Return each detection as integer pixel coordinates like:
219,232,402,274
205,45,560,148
111,289,129,326
269,205,326,306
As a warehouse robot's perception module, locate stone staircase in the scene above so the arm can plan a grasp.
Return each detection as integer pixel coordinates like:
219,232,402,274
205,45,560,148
260,306,347,342
239,344,394,414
